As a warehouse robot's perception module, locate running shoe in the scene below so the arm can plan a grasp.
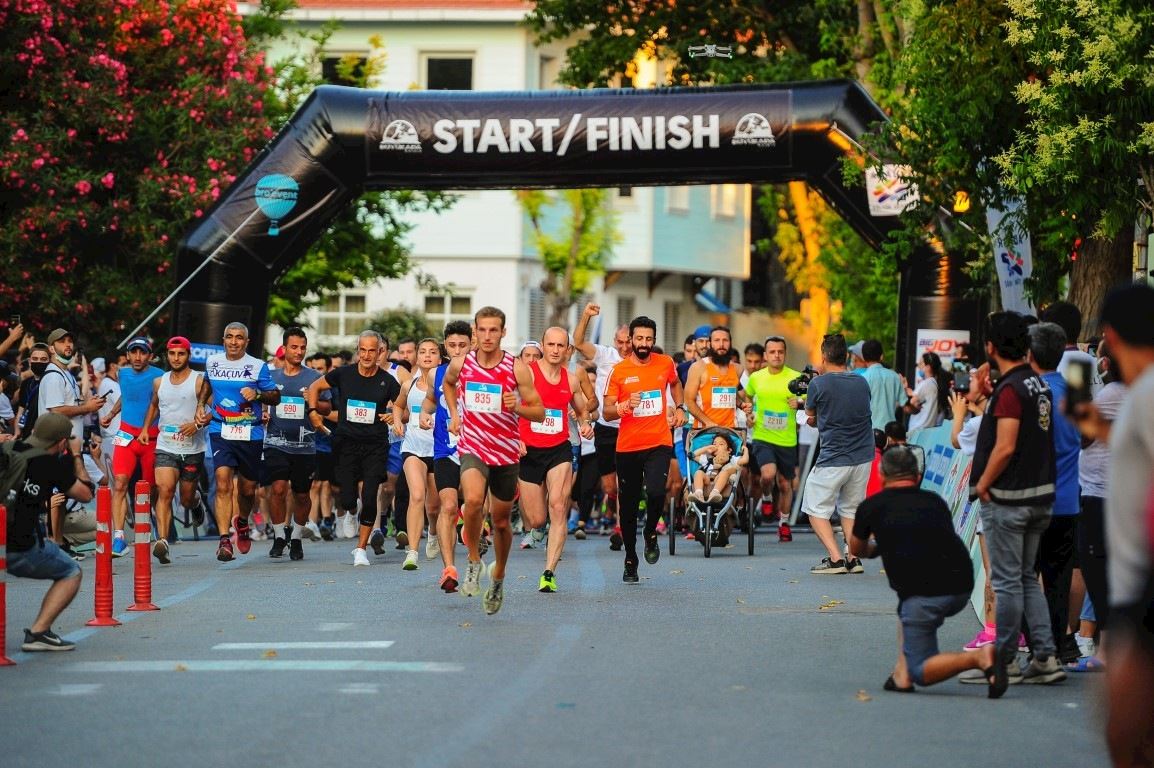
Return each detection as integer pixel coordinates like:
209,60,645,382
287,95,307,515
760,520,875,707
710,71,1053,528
402,549,419,571
395,530,409,550
656,520,667,535
111,534,127,558
152,538,171,565
530,527,546,546
269,537,287,558
369,528,386,556
846,557,865,574
519,531,535,550
567,519,578,535
622,561,639,584
778,522,793,542
302,521,321,541
761,499,775,522
319,518,335,541
811,557,848,574
289,539,304,561
21,628,75,652
1021,655,1067,685
539,570,557,593
684,532,696,541
575,526,587,540
62,543,86,562
644,534,660,565
341,513,359,540
609,527,623,552
233,516,252,555
483,576,505,616
600,518,611,536
964,627,997,651
440,565,459,593
351,547,371,567
216,536,235,562
425,534,440,560
461,559,484,597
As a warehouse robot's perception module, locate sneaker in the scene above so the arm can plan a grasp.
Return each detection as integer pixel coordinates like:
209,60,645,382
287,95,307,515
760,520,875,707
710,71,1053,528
302,521,321,541
656,520,667,535
622,561,639,584
21,628,75,652
62,543,87,562
152,538,170,565
778,522,793,542
440,565,459,593
483,574,505,615
846,557,864,574
531,527,546,546
539,570,557,593
609,528,623,552
1021,655,1067,685
342,513,359,540
369,529,386,556
644,534,660,565
519,531,534,549
707,489,723,504
403,549,419,571
395,530,409,550
269,537,287,558
964,627,997,651
111,534,127,558
599,519,611,536
216,536,234,562
319,519,335,541
461,559,484,597
233,516,252,555
289,539,304,561
425,534,440,560
810,557,847,574
575,526,587,540
691,488,705,503
351,547,370,567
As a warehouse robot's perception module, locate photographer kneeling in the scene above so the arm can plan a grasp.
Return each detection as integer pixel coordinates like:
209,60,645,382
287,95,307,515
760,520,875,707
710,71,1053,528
850,446,1002,697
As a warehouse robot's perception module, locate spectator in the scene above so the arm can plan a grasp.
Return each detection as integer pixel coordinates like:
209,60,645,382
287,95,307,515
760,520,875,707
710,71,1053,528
38,328,103,440
858,339,908,431
14,343,51,438
971,311,1065,687
1042,300,1103,396
848,340,866,371
93,354,121,483
0,321,25,360
0,360,17,434
903,352,951,433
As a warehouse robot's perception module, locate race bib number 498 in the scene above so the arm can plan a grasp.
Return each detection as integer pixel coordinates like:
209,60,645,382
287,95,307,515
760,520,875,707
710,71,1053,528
530,408,565,435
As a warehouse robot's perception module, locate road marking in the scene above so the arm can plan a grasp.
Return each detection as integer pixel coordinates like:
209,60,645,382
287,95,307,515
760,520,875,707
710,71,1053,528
339,683,380,695
213,641,394,650
65,660,463,673
51,684,103,696
317,622,354,632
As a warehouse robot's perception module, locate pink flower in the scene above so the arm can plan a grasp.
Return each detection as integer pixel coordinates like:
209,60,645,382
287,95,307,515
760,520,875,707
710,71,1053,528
75,180,92,194
101,172,114,189
31,158,44,169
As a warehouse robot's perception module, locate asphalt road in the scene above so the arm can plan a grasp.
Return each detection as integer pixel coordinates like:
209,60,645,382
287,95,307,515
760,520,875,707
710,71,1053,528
2,524,1109,768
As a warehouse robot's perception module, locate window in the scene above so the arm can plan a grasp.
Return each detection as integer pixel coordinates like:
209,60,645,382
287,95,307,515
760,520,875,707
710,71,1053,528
616,296,635,329
424,55,473,90
317,291,370,338
425,293,473,329
662,301,681,354
617,186,633,198
322,55,367,87
666,186,690,213
712,184,740,218
528,288,547,342
538,55,560,90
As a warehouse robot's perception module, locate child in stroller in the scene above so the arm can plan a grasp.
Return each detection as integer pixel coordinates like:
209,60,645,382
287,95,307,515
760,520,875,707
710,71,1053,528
690,433,749,503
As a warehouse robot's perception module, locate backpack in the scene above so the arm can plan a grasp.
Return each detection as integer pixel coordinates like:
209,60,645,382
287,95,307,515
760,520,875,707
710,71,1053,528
0,440,49,504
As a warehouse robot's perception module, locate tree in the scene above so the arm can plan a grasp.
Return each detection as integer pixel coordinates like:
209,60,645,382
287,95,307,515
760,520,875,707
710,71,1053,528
517,189,618,329
363,308,438,352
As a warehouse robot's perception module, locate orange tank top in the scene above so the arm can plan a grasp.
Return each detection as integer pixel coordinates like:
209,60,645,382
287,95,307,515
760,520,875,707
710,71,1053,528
698,361,739,428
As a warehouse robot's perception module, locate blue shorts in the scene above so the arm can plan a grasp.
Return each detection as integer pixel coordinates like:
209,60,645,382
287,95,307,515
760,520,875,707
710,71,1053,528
898,593,970,686
7,540,82,581
674,437,688,478
388,441,403,476
209,433,263,482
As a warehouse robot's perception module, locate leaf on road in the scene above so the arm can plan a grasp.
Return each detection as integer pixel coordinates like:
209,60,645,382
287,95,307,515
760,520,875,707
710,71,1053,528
856,690,872,702
246,614,256,620
819,599,845,611
175,664,188,672
788,580,799,584
669,569,684,575
263,650,278,659
736,598,746,604
460,622,472,628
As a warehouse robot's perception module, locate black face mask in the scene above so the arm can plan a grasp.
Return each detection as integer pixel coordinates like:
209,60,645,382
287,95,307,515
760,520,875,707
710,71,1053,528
30,362,49,377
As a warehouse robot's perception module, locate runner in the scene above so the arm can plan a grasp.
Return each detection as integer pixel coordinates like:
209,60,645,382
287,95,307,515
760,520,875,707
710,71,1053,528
138,336,212,564
306,353,338,540
516,340,546,551
602,316,686,583
442,306,545,614
307,330,400,567
205,322,281,562
683,327,749,430
571,302,632,548
518,327,598,593
100,337,163,557
263,327,323,561
391,338,441,571
744,335,803,541
373,342,411,555
419,320,471,592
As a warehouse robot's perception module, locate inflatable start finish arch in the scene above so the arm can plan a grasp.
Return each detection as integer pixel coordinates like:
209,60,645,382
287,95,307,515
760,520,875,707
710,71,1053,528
174,80,981,373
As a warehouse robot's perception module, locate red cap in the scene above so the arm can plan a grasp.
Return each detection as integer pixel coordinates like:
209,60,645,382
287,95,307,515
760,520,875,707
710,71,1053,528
167,336,191,351
275,345,285,359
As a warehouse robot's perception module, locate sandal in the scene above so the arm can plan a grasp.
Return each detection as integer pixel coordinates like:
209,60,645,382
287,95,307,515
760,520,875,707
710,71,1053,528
986,664,1008,699
883,675,916,693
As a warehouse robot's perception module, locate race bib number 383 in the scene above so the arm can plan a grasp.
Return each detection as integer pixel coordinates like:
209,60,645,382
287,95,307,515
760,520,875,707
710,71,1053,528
347,399,377,425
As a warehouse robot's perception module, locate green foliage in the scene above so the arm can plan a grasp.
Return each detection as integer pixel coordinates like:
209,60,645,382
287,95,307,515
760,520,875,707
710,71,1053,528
364,309,439,349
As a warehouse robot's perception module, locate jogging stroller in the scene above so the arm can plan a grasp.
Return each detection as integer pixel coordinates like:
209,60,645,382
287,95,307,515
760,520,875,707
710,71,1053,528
669,426,753,558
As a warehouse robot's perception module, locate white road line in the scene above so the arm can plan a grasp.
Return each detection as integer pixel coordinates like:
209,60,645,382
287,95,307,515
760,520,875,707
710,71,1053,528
339,683,380,695
51,684,103,696
317,622,354,632
212,641,394,650
65,660,463,673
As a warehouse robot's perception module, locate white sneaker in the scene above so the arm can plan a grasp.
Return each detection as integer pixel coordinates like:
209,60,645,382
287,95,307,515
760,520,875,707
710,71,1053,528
461,559,484,596
302,521,321,541
519,531,535,550
425,534,440,560
691,488,705,503
342,514,360,540
352,548,370,567
531,527,546,545
707,489,723,503
403,549,419,571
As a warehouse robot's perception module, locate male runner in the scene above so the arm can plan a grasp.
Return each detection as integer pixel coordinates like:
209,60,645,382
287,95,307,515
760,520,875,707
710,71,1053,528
420,320,471,592
518,327,597,593
572,302,632,548
373,340,411,553
100,337,163,556
744,335,803,541
264,327,323,561
392,338,441,571
306,353,337,539
683,327,750,430
517,340,546,550
442,307,544,614
139,337,211,563
205,322,280,562
603,316,686,583
307,330,400,566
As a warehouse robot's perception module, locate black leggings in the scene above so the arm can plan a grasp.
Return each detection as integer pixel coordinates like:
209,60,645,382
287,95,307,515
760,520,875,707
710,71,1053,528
334,438,388,527
616,446,672,562
1078,496,1110,630
572,452,601,525
1036,515,1078,642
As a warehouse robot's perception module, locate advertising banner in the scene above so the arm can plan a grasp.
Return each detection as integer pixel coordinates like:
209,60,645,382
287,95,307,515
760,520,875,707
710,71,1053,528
865,164,917,217
915,328,971,370
986,197,1035,314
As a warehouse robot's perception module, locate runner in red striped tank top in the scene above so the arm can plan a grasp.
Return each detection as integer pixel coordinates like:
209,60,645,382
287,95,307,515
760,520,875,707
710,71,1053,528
517,327,598,594
442,306,545,615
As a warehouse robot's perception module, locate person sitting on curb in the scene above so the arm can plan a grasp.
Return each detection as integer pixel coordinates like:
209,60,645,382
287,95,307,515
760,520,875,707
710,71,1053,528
850,445,1004,697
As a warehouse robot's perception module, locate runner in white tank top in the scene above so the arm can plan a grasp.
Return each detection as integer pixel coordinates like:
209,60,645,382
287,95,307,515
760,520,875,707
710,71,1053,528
391,340,441,571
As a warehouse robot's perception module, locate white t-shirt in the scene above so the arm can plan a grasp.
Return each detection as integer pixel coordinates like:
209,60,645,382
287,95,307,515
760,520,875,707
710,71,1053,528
0,392,13,421
1107,365,1154,608
97,377,121,438
1079,381,1127,498
38,362,84,439
907,377,942,433
590,344,622,429
1057,348,1103,397
957,413,983,456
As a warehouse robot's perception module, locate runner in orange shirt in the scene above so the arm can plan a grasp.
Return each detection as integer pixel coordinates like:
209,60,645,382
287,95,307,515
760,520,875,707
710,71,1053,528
683,326,751,429
603,316,686,583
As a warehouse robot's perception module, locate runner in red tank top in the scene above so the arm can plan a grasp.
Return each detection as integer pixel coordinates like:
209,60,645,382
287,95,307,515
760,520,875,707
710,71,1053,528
517,327,598,593
442,306,544,615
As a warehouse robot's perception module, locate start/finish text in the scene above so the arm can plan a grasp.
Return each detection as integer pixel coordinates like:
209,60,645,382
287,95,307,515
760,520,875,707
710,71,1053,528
430,113,722,155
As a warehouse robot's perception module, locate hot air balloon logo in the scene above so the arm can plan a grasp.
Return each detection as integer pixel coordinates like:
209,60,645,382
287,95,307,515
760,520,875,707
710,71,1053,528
254,174,299,236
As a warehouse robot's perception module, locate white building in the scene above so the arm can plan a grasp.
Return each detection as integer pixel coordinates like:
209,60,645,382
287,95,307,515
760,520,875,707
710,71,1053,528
248,0,750,354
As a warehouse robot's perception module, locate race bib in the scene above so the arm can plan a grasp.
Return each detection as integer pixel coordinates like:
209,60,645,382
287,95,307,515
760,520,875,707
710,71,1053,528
633,390,664,418
465,382,502,414
347,399,376,425
277,396,305,420
531,408,565,435
161,424,190,444
711,387,737,410
762,410,789,431
221,423,252,441
113,430,134,447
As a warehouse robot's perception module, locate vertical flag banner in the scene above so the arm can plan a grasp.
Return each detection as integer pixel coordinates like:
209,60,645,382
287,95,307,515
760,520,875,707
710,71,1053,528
986,197,1035,314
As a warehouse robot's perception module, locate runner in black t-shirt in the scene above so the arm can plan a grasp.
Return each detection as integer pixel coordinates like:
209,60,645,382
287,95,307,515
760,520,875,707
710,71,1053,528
850,446,1003,697
306,330,400,567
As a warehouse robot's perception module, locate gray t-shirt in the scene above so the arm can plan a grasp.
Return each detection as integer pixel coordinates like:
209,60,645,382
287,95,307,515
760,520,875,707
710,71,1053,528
807,371,874,467
38,362,83,439
1079,381,1127,498
264,366,322,454
1106,366,1154,608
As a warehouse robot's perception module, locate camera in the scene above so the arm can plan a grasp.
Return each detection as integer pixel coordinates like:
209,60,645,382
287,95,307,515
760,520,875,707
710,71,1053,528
788,365,818,396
